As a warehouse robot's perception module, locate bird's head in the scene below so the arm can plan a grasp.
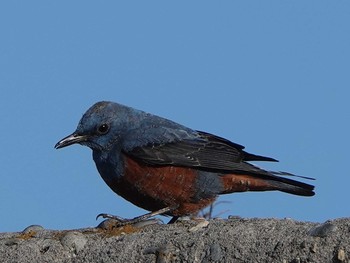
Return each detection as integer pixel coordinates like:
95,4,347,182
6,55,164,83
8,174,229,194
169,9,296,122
55,101,132,151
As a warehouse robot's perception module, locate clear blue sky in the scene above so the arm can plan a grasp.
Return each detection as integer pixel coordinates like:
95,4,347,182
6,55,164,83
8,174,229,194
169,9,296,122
1,1,349,232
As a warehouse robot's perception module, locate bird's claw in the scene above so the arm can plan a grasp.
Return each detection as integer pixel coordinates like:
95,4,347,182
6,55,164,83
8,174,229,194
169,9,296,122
96,213,127,222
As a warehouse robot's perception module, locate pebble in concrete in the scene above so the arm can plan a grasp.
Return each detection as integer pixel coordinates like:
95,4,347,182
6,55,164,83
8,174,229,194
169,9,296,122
60,231,87,255
308,221,337,237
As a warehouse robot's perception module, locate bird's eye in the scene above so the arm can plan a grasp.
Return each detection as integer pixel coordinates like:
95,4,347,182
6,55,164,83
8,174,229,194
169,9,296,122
97,123,109,134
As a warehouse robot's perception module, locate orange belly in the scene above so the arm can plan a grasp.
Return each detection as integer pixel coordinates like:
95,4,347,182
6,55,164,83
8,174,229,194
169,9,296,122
113,155,216,216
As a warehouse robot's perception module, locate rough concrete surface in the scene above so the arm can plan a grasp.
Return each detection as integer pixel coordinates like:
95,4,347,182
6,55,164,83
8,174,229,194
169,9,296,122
1,217,349,263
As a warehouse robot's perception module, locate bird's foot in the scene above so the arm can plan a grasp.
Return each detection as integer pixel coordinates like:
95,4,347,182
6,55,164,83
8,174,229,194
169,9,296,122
96,206,176,227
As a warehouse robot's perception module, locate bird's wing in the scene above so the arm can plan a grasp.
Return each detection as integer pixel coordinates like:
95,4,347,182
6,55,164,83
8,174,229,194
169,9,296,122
123,129,277,175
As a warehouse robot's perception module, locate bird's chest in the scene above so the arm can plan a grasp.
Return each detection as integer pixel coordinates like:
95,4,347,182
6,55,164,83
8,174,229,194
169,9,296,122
94,151,220,215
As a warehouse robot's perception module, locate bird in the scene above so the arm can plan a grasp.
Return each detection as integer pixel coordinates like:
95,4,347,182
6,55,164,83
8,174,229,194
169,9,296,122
55,101,315,224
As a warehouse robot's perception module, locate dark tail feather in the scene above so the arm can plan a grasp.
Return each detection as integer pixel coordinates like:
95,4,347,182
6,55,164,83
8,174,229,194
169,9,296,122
243,152,279,162
270,170,315,181
240,158,315,196
221,172,315,197
268,176,315,196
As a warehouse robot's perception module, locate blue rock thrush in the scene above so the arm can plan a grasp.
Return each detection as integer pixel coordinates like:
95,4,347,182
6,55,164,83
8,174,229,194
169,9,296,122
55,101,315,224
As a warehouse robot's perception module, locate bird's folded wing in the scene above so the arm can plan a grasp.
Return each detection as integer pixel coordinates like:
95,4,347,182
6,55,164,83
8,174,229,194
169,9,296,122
124,129,277,175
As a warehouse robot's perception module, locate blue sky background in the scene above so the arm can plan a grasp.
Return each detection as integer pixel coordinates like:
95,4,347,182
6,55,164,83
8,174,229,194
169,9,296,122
1,1,349,232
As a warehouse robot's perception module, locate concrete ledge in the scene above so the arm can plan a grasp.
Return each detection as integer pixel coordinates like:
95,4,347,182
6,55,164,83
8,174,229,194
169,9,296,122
1,218,349,262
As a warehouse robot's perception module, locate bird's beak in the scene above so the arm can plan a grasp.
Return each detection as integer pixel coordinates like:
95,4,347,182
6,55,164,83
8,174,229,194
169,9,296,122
55,133,88,149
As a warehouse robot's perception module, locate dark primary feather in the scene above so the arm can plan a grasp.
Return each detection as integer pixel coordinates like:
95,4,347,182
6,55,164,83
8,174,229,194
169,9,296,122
197,131,278,162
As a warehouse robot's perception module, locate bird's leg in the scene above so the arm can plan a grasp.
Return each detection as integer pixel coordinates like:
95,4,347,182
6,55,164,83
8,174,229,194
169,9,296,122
167,216,179,224
96,206,177,226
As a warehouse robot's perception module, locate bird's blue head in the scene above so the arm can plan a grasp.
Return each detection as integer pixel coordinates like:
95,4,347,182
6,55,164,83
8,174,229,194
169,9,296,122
55,101,142,152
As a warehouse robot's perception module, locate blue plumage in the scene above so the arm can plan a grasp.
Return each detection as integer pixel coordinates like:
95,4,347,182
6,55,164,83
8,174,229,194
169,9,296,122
55,101,315,224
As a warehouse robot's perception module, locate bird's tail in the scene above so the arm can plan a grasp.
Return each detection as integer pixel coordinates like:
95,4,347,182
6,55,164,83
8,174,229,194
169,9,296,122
220,172,315,197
